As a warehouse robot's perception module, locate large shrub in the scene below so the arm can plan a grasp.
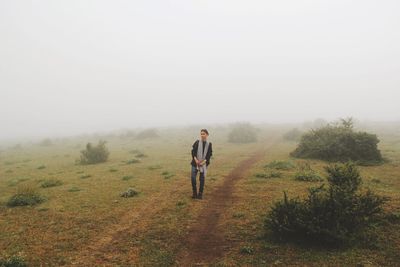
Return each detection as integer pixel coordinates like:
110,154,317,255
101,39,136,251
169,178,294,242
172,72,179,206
228,123,257,143
79,140,109,164
265,162,387,246
291,118,383,165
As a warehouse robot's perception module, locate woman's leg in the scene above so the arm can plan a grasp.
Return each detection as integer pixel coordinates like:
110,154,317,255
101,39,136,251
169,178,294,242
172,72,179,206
198,172,205,198
190,165,198,198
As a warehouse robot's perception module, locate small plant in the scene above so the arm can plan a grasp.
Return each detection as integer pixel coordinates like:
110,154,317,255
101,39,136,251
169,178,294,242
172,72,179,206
68,187,81,192
0,254,27,267
255,171,282,179
80,174,92,179
7,185,45,207
148,165,162,170
122,175,134,181
161,171,175,179
79,140,109,165
109,168,118,172
176,200,186,208
294,162,322,182
120,188,139,198
41,179,63,188
37,165,46,170
135,153,147,158
240,246,254,254
125,159,140,164
233,212,246,219
265,160,295,170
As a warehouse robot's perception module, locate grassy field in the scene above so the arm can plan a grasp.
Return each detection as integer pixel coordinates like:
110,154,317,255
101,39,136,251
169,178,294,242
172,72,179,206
0,124,399,266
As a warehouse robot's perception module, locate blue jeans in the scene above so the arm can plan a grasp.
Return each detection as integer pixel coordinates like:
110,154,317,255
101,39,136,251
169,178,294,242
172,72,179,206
191,165,205,193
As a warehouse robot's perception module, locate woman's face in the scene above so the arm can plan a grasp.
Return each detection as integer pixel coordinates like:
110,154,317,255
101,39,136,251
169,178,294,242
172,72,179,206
200,131,208,141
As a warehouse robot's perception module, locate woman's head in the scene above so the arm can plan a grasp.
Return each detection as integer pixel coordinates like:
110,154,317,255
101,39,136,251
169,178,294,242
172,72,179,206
200,129,209,140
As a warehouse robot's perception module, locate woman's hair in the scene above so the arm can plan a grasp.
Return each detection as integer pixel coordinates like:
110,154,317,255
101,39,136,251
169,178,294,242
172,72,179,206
200,129,209,135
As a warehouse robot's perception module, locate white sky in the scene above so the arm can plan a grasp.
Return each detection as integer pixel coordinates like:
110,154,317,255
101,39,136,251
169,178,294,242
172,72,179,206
0,0,399,139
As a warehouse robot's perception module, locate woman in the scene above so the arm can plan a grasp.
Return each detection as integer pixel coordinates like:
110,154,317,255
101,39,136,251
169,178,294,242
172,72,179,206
190,129,213,199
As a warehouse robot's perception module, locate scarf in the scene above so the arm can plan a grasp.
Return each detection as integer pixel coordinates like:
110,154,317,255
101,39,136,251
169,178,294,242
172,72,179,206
196,139,210,176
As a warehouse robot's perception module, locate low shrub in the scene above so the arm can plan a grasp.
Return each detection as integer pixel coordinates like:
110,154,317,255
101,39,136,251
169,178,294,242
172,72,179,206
294,162,323,182
41,179,63,188
125,159,140,164
7,185,45,207
120,188,139,198
265,160,295,170
0,254,27,267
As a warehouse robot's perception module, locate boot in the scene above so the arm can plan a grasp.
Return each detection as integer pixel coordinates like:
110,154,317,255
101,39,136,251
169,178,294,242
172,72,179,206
192,190,197,199
197,191,203,199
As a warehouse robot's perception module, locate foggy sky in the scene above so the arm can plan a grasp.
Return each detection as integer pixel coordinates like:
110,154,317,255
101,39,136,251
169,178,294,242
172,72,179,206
1,0,399,140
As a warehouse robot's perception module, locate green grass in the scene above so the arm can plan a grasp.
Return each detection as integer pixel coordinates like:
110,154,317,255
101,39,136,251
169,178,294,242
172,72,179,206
0,125,398,266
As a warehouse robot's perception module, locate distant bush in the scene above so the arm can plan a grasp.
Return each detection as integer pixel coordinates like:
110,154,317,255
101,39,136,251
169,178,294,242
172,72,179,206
37,165,46,170
283,128,303,141
294,162,323,182
228,123,257,143
40,179,63,188
79,140,109,165
265,160,295,170
265,162,387,246
291,118,383,165
7,185,45,207
39,138,53,146
136,129,159,139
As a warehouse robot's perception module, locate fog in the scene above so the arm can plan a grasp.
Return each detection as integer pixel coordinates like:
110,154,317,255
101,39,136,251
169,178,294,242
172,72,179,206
1,0,399,141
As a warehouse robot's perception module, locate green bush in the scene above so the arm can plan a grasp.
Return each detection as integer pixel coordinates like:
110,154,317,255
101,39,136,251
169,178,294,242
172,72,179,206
228,123,257,143
40,179,63,188
294,162,322,182
0,254,27,267
7,185,45,207
79,140,109,165
265,160,295,170
120,188,139,198
291,118,383,164
265,162,387,246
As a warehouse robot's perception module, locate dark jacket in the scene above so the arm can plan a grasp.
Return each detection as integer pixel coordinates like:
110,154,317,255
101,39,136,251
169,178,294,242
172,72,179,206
191,140,213,167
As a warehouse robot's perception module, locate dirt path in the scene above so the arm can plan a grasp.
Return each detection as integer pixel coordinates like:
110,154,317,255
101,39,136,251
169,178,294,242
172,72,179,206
70,143,271,266
175,149,267,266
